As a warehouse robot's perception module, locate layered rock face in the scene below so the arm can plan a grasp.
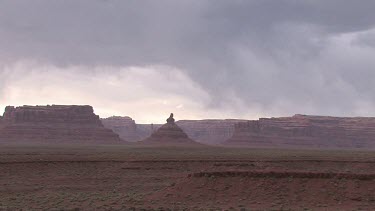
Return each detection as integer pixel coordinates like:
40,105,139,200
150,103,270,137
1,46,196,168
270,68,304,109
225,114,375,149
101,116,138,142
142,113,201,145
0,105,122,144
176,119,247,145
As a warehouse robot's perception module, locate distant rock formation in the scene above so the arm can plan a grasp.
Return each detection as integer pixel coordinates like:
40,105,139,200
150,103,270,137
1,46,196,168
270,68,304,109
136,123,162,140
101,116,164,141
101,116,138,141
101,115,247,144
0,105,122,144
176,119,247,145
141,114,201,146
225,114,375,149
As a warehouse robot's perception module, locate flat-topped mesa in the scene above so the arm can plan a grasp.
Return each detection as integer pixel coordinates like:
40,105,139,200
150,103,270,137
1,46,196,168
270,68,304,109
0,105,122,144
142,113,201,146
2,105,102,126
101,116,138,142
225,114,375,149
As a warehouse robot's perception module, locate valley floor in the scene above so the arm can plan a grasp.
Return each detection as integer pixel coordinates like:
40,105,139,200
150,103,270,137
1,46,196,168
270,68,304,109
0,144,374,210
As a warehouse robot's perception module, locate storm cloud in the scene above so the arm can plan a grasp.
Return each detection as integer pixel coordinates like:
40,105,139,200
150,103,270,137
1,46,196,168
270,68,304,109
1,0,375,122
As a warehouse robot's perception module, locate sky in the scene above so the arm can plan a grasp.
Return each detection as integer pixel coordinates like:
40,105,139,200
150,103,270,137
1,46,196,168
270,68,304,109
1,0,375,123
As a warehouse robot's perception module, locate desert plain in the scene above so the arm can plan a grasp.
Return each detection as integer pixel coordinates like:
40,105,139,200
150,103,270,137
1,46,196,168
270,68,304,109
1,144,374,211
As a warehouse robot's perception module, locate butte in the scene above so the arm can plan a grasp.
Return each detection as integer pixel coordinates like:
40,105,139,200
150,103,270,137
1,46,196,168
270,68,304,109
141,113,202,146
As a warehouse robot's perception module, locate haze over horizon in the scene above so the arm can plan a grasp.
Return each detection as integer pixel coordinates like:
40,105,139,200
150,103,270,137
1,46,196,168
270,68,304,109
1,1,375,123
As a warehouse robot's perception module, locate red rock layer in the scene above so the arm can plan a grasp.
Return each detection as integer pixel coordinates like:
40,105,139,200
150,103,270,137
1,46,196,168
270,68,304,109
190,170,375,180
176,119,247,145
101,116,138,142
0,105,122,144
225,114,375,149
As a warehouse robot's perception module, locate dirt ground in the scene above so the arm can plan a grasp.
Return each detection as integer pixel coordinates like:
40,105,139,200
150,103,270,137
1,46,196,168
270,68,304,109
0,144,374,211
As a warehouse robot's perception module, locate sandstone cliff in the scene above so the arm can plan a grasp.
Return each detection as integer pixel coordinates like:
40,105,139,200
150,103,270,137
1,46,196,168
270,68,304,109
225,114,375,149
0,105,122,144
101,116,138,142
0,115,3,130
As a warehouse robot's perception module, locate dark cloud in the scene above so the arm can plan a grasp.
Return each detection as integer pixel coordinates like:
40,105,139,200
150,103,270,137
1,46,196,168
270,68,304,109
1,0,375,118
1,0,374,64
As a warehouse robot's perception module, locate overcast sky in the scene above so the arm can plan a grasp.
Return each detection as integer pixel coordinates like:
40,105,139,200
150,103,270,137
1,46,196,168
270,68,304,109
1,0,375,123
